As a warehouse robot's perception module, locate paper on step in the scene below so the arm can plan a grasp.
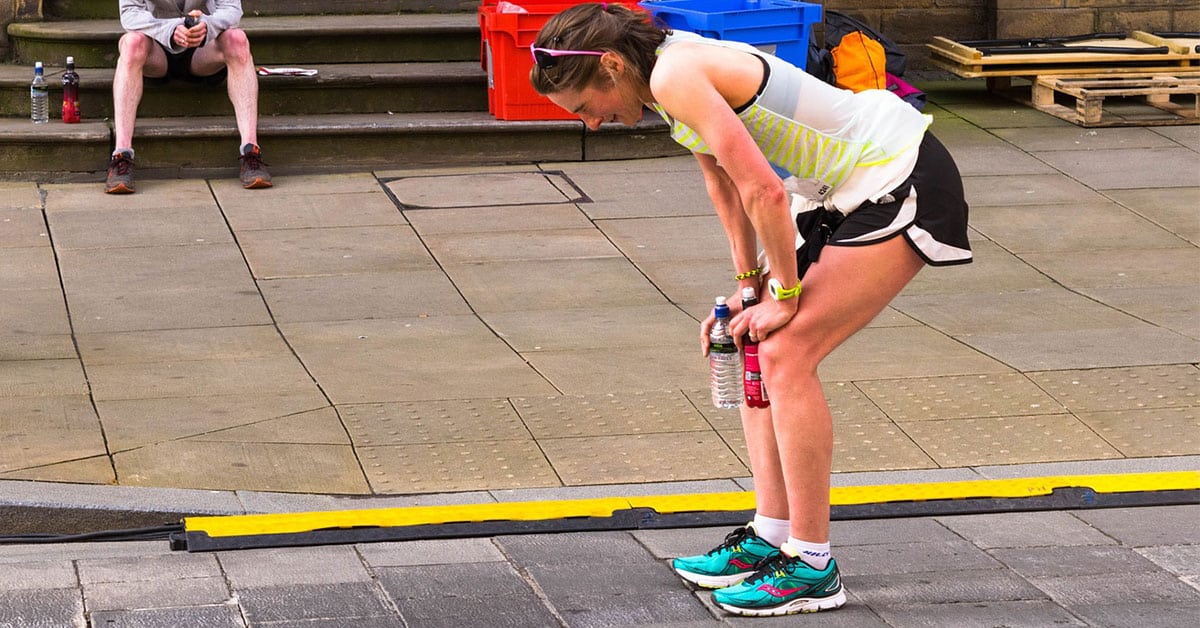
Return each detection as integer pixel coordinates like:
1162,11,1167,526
256,66,318,77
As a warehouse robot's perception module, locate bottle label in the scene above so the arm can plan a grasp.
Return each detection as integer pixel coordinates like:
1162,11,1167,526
743,343,770,408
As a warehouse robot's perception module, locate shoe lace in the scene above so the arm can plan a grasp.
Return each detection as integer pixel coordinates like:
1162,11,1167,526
743,552,795,585
110,155,132,176
239,150,267,171
706,526,752,556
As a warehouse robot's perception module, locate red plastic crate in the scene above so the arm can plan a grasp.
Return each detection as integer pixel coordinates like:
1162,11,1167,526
480,2,627,121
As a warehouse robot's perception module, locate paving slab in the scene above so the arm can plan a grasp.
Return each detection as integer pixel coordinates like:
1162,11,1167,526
829,420,938,472
45,204,234,250
357,439,560,494
0,182,42,210
0,209,49,248
0,561,77,591
0,246,59,292
237,225,435,279
84,577,231,611
524,343,710,395
855,372,1065,421
936,510,1116,549
42,179,215,212
384,171,581,208
403,202,595,235
1075,406,1200,457
279,316,557,404
221,191,406,231
1034,147,1200,190
112,440,369,494
899,413,1123,467
258,269,473,323
95,390,331,451
874,600,1086,628
901,238,1056,296
991,545,1162,578
1102,186,1200,245
992,125,1183,152
219,545,372,588
89,604,245,628
422,227,621,264
968,199,1187,253
442,257,666,313
821,325,1013,381
0,395,105,472
0,289,71,339
0,589,84,628
1073,505,1200,546
539,431,747,485
961,173,1105,207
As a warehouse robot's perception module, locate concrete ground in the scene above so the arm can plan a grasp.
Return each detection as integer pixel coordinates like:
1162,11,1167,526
0,79,1197,625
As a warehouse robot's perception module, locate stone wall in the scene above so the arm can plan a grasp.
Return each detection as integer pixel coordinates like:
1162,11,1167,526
823,0,1197,72
2,1,1197,70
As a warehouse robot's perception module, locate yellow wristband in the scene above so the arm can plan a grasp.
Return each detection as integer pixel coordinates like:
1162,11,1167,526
768,278,801,301
735,267,762,281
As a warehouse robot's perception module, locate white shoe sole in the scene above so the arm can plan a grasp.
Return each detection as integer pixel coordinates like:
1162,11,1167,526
673,567,749,589
717,589,847,616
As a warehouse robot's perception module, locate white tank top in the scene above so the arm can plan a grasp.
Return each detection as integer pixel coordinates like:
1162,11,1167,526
652,31,931,213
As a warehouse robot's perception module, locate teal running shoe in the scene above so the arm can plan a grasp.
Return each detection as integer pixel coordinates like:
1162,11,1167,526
712,552,846,616
672,525,780,589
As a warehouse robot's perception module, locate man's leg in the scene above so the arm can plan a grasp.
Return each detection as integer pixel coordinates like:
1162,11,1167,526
112,32,167,152
191,28,258,147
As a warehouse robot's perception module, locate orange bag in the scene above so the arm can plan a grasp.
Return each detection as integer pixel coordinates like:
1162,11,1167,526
830,31,886,92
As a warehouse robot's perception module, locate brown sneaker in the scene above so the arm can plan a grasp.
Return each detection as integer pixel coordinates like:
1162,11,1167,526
105,151,135,194
239,143,273,189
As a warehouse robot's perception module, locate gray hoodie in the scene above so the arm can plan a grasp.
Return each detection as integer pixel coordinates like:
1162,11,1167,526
119,0,243,53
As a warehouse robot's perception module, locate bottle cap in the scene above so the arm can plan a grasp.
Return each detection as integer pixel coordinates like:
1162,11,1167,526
66,56,74,65
35,61,43,70
715,296,727,306
741,286,756,299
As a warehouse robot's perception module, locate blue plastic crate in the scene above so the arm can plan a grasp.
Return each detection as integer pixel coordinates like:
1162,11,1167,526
640,0,821,68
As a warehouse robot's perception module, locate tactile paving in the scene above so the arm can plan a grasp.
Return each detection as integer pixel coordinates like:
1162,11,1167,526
513,391,710,438
538,431,747,485
857,373,1065,421
899,414,1122,467
1029,365,1199,413
1075,407,1200,456
833,421,938,472
340,399,530,445
357,440,559,494
683,388,741,431
684,382,891,431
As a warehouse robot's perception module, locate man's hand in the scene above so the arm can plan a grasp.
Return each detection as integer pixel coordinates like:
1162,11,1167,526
173,17,207,48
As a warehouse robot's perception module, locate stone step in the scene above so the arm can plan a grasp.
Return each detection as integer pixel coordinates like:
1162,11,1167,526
0,113,684,179
0,61,488,118
6,13,482,68
43,0,474,19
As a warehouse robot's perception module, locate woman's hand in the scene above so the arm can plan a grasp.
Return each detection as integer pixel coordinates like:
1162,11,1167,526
700,293,745,356
732,294,796,344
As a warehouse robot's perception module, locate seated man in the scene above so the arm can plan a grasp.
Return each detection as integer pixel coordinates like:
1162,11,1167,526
107,0,271,193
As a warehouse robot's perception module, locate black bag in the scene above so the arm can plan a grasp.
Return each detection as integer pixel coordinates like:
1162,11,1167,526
806,10,925,110
807,10,907,83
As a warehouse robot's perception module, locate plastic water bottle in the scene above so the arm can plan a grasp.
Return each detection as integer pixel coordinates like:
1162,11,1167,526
709,296,743,408
61,56,80,123
30,62,48,124
741,287,770,408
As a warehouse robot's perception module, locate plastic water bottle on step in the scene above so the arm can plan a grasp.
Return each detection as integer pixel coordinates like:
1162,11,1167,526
709,296,743,408
30,62,48,124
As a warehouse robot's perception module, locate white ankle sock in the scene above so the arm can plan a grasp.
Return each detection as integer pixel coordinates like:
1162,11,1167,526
750,514,789,547
784,537,831,570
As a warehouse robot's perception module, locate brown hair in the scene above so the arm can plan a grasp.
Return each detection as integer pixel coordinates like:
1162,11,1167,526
529,3,667,95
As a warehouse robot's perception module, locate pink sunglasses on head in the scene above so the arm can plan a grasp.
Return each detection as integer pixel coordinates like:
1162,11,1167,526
530,44,605,70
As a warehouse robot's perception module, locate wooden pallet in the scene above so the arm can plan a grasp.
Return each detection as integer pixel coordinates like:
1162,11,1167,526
1028,72,1199,127
928,32,1200,78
